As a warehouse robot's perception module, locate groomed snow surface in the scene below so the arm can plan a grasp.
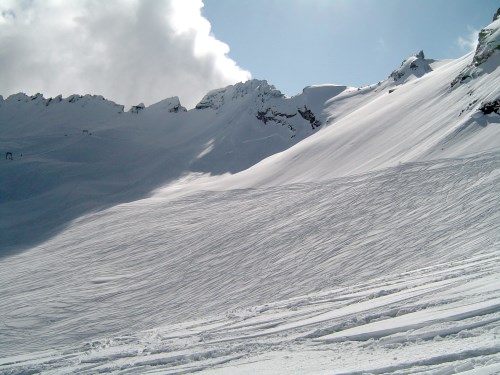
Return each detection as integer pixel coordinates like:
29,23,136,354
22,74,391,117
1,20,500,374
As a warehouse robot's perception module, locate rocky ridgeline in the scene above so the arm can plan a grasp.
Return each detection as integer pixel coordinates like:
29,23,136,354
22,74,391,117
195,79,323,134
1,80,323,138
0,92,188,116
0,92,125,113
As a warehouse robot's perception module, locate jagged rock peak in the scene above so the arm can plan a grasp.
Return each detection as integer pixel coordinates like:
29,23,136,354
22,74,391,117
195,79,284,110
493,7,500,21
389,51,432,83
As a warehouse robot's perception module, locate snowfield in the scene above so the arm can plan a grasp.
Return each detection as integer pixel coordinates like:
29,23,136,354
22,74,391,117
1,13,500,375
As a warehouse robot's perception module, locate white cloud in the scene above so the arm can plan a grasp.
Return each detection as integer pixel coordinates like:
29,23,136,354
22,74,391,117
456,26,479,53
0,0,251,109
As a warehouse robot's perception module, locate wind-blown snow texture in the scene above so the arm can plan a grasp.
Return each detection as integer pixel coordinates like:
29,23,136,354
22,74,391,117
0,14,499,374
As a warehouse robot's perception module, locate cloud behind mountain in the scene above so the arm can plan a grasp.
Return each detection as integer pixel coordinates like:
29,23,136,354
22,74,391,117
0,0,251,109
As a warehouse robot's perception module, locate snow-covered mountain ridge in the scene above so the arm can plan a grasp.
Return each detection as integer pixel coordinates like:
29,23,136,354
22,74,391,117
0,10,499,374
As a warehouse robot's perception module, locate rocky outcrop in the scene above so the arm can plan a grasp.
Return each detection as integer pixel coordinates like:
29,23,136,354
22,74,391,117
130,103,145,114
478,99,500,115
451,8,500,88
256,108,297,132
297,106,321,129
194,80,324,134
389,51,432,83
255,105,322,132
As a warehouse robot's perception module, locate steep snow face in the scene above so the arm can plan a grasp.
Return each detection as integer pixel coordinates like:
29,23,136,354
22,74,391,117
207,50,499,189
389,50,433,84
451,9,500,87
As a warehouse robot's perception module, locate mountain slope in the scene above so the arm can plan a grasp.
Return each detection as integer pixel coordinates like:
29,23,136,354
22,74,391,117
0,13,500,374
0,80,346,253
200,53,499,190
2,48,498,253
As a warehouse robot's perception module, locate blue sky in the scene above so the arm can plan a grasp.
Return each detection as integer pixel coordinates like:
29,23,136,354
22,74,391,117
203,0,499,96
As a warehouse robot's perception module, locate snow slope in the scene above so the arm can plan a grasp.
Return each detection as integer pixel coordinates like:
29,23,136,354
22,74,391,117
1,151,499,374
0,13,499,374
204,52,500,189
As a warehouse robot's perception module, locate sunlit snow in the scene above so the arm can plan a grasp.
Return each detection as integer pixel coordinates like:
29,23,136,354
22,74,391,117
1,14,499,374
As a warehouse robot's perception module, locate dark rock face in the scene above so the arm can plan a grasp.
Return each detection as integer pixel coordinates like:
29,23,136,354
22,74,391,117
256,106,322,132
255,109,298,132
256,109,296,125
479,99,500,115
298,106,321,129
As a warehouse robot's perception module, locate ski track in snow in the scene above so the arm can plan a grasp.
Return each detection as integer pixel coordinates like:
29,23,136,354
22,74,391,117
0,151,499,374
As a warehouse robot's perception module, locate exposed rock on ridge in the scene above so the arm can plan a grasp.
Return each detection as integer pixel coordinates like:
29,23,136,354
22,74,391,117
389,50,432,83
451,8,500,88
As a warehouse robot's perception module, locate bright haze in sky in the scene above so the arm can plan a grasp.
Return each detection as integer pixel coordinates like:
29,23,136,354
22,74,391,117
0,0,497,109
